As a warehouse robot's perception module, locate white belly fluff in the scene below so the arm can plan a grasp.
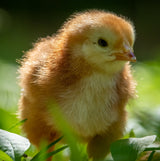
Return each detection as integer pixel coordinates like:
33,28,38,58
59,73,119,138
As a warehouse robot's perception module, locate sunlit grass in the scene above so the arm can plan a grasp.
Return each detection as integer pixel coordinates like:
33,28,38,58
0,60,19,111
134,61,160,109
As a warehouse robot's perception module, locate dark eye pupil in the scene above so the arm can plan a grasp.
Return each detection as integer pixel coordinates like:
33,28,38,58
98,38,108,47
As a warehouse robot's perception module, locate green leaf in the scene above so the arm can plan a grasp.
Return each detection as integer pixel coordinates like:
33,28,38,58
0,129,30,161
0,150,13,161
110,135,156,161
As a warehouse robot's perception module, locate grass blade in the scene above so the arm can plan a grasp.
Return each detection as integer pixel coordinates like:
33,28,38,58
147,151,155,161
46,145,68,159
31,136,64,161
7,119,27,130
46,136,63,150
144,147,160,151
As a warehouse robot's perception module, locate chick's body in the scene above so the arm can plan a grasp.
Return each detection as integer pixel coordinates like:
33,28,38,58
18,10,136,159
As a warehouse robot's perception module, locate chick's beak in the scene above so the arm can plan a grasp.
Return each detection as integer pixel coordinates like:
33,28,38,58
114,50,136,62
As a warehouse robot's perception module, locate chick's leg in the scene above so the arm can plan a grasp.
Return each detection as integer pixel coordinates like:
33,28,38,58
87,134,111,160
87,120,125,160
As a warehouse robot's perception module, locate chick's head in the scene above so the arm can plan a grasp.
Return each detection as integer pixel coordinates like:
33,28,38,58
59,10,136,74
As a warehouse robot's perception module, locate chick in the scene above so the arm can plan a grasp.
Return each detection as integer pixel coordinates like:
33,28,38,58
18,10,136,160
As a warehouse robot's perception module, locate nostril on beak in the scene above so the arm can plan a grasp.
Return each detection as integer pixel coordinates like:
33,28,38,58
128,51,136,62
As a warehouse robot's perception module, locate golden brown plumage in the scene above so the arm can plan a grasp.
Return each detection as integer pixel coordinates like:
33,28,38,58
18,10,136,160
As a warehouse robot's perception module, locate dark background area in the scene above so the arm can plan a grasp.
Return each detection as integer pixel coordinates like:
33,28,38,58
0,0,160,63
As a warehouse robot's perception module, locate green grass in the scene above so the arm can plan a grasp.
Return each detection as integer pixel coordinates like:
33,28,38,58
133,61,160,109
0,60,19,112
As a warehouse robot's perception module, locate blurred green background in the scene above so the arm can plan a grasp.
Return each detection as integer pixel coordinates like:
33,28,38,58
0,0,160,139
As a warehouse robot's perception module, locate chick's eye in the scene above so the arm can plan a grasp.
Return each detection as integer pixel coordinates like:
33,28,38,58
98,38,108,47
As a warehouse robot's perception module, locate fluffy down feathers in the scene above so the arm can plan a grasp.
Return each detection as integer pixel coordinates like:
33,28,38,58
18,10,136,160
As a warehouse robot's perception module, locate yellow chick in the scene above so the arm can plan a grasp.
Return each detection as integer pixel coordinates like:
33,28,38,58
18,9,136,160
